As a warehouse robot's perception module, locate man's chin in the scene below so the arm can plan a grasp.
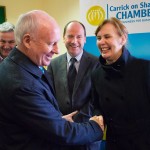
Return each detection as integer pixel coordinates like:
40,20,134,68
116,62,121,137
43,60,51,66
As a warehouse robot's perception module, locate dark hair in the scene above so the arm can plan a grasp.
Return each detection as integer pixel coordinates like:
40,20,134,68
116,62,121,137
63,20,86,37
95,17,128,38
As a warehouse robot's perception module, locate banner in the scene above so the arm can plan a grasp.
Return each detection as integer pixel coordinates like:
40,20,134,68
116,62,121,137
80,0,150,60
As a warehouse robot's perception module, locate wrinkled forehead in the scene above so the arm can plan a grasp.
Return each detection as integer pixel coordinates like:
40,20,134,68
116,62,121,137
0,31,15,39
35,24,60,44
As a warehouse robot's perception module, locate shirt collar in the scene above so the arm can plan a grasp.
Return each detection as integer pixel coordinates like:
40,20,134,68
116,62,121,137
67,50,83,63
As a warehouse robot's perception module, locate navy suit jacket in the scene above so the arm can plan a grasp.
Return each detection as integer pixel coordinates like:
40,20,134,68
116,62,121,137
0,48,102,150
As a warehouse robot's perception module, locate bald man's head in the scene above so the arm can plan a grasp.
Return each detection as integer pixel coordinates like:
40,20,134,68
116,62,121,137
15,10,60,66
15,10,59,46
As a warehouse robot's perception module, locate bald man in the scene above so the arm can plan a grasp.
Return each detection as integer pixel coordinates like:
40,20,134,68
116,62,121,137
0,10,103,150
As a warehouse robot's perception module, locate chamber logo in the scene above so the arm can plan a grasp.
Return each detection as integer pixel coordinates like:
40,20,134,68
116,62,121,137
86,6,105,26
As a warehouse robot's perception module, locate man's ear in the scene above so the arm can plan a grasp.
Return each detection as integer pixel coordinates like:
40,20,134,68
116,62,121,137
23,34,31,49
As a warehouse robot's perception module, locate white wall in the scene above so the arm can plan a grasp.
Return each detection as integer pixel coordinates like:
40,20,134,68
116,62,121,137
45,0,80,55
0,0,80,56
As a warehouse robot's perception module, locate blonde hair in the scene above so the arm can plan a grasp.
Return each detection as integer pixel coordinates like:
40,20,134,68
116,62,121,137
95,17,128,38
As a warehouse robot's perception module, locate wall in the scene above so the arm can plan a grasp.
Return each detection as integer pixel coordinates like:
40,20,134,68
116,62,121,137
44,0,80,55
0,0,44,24
0,0,80,55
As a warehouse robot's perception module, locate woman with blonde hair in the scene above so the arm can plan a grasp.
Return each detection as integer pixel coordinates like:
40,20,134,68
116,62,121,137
92,17,150,150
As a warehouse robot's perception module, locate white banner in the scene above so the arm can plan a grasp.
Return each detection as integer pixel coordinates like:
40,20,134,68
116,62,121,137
80,0,150,36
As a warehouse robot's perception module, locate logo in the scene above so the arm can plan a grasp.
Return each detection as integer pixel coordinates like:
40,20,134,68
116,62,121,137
86,6,105,26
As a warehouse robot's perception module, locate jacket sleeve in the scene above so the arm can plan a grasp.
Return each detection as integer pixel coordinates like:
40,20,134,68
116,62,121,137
12,81,103,145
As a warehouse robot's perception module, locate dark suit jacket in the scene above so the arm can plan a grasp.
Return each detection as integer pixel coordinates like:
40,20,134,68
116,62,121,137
0,48,103,150
47,51,100,122
47,51,101,150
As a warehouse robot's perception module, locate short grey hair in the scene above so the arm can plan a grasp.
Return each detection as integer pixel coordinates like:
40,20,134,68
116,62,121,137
0,22,15,32
15,10,52,45
15,11,39,45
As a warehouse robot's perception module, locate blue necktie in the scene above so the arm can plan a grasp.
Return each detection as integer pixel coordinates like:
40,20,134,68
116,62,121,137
39,66,55,95
39,66,45,74
67,58,77,99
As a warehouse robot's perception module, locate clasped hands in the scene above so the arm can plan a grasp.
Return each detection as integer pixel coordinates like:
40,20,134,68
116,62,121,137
62,111,104,132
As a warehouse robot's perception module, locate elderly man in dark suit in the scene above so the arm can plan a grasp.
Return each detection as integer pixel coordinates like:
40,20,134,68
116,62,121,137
47,21,101,150
0,10,104,150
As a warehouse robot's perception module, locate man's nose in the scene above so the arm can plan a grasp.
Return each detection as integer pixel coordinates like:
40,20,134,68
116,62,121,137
71,37,78,43
3,42,11,49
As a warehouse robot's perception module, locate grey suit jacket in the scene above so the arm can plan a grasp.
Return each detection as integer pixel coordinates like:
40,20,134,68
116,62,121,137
47,50,100,123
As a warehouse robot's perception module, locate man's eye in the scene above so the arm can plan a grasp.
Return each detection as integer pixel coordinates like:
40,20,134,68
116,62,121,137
105,36,110,39
0,40,15,44
9,41,15,44
77,36,82,39
67,35,73,39
49,42,54,46
0,40,5,43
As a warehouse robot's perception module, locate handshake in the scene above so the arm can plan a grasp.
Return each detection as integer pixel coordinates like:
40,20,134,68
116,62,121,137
62,111,104,132
90,115,104,132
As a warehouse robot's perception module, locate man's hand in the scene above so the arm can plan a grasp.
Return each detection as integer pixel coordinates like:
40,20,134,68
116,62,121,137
90,115,104,132
62,111,78,122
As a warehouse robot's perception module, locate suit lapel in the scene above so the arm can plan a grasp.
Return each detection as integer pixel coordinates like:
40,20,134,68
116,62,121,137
60,55,68,92
44,70,55,95
52,54,68,93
